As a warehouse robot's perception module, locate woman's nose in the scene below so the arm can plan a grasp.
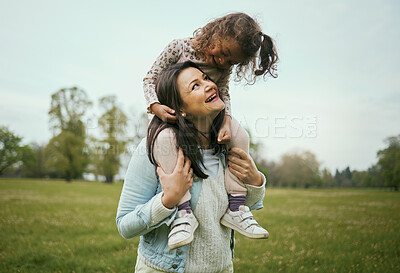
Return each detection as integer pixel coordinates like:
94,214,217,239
204,81,216,92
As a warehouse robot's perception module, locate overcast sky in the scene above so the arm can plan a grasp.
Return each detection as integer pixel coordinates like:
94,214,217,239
1,0,399,173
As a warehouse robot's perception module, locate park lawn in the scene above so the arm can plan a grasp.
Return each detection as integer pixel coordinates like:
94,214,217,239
0,178,399,273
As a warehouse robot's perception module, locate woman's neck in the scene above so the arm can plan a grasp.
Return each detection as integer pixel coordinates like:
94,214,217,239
190,116,213,133
190,117,213,149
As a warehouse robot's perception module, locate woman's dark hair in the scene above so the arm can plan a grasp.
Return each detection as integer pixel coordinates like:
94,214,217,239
147,61,226,178
193,12,279,83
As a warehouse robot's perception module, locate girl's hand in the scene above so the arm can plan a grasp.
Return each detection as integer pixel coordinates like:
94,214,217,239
217,115,232,144
151,103,177,123
228,147,263,187
158,148,193,209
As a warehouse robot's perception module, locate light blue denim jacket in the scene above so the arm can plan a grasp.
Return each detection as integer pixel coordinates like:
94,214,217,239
116,139,266,273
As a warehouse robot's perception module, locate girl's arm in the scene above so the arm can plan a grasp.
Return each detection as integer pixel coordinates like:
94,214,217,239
143,39,183,114
216,68,233,143
216,68,233,117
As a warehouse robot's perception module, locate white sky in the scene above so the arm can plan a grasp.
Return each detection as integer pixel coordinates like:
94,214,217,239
0,0,399,173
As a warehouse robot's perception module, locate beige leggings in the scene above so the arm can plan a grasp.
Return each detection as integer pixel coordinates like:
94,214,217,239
134,256,234,272
179,117,248,205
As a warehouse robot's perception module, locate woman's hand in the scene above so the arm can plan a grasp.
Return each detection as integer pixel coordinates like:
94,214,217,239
157,148,193,209
228,147,263,187
217,115,232,144
151,102,177,123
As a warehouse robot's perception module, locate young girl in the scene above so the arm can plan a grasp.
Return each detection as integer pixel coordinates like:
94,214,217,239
143,12,278,249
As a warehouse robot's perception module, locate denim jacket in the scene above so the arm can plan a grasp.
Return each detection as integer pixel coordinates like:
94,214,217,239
116,139,266,273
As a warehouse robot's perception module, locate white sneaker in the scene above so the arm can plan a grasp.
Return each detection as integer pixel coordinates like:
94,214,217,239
220,205,269,239
168,210,199,249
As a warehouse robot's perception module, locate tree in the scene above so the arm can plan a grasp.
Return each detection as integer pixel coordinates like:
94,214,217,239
377,135,400,191
321,168,336,187
19,143,47,178
46,87,92,181
18,144,36,177
274,150,322,188
93,95,128,183
46,131,89,180
0,126,25,175
334,166,353,187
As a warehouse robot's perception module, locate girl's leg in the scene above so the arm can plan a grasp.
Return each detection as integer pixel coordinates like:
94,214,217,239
225,117,248,209
177,190,192,213
168,190,198,249
222,117,269,239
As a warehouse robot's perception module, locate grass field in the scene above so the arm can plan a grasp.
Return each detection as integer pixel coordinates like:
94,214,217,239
0,178,399,272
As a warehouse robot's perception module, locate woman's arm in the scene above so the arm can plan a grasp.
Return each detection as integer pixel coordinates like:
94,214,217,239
116,139,175,239
116,132,193,239
227,147,266,210
153,129,193,209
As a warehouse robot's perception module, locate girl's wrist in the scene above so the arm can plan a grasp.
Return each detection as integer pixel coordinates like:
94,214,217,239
150,102,161,113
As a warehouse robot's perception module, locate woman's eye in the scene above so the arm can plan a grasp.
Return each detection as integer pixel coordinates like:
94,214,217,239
192,83,199,90
204,75,210,81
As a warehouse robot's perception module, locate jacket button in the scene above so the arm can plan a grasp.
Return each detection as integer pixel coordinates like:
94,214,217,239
172,264,178,269
177,249,183,255
193,176,199,182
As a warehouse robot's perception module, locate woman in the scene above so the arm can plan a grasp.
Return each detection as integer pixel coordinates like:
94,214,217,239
116,61,267,273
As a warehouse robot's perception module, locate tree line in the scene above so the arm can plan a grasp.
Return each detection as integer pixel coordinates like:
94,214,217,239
1,86,399,188
251,134,400,190
1,87,146,183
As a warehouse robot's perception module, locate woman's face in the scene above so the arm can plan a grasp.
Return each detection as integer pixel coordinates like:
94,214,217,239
177,67,225,119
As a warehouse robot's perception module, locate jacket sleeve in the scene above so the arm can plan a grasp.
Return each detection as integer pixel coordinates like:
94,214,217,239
115,139,177,239
245,172,267,210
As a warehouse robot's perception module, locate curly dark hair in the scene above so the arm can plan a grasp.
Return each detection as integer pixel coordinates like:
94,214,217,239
193,12,278,83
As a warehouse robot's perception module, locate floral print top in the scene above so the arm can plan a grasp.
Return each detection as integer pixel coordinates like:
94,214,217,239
143,38,232,116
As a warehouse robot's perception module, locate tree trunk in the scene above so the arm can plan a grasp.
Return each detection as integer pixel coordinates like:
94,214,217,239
105,175,113,183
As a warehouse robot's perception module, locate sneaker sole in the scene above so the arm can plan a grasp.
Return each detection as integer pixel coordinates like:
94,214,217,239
168,220,199,250
220,218,269,239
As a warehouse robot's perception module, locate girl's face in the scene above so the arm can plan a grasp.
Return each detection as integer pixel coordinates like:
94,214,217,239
177,67,225,119
204,38,247,69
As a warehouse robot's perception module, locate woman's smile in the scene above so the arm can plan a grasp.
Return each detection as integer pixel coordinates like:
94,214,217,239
205,91,218,103
177,67,225,118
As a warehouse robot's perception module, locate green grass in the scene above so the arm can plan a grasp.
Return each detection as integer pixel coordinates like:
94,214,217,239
1,179,399,272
